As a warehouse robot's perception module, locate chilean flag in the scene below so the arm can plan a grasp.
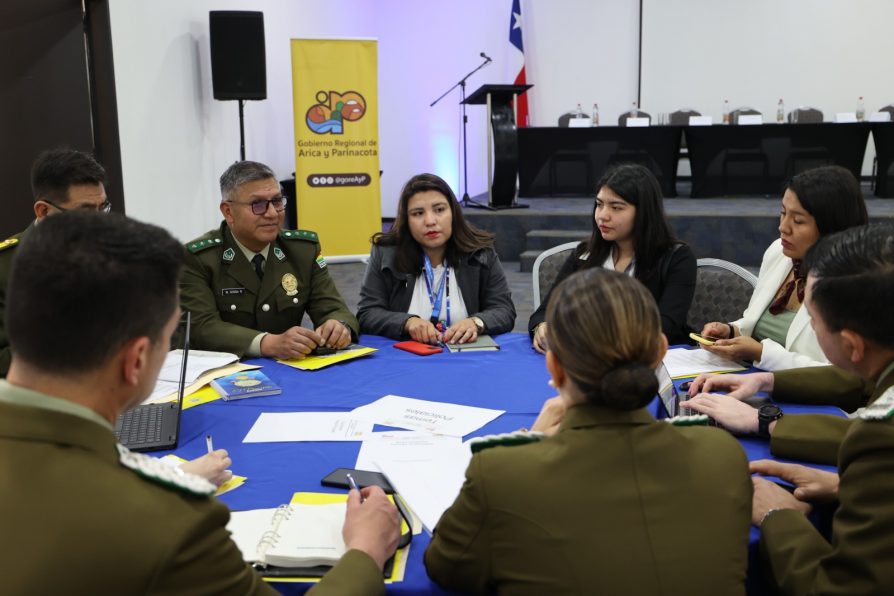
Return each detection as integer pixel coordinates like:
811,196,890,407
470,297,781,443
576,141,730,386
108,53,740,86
509,0,529,127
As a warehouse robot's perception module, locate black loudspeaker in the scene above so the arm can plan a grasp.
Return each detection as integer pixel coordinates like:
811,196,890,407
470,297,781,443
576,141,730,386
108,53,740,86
209,11,267,101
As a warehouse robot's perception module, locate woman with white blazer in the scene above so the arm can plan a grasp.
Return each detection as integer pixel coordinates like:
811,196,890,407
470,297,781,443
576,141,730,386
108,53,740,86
701,166,868,371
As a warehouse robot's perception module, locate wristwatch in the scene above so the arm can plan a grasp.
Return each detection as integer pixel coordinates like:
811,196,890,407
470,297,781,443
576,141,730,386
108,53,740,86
471,316,486,334
757,404,783,439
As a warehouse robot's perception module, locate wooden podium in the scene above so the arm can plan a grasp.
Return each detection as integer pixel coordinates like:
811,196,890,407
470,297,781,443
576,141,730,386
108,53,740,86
464,84,532,209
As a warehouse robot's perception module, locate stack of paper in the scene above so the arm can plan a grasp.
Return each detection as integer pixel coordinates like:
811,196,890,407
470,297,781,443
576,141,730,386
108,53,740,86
144,349,259,405
663,347,746,379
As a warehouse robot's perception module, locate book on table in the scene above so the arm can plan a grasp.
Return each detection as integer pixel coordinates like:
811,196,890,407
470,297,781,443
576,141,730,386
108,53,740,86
211,369,281,400
446,334,500,353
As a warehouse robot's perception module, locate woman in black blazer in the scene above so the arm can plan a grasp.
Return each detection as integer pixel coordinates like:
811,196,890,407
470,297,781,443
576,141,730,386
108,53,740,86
529,164,696,350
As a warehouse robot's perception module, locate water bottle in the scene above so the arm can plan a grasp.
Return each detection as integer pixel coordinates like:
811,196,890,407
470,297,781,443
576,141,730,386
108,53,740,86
777,98,785,123
857,96,866,122
575,103,583,119
630,101,638,118
722,99,730,124
591,103,599,126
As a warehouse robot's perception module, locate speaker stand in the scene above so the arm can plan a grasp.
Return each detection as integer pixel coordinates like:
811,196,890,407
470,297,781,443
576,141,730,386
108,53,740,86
238,99,246,161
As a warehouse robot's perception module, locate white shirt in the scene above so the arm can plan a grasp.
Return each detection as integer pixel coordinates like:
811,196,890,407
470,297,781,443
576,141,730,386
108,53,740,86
407,264,468,325
600,248,636,276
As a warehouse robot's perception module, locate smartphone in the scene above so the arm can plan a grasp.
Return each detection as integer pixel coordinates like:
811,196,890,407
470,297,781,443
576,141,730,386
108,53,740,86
689,332,719,346
310,346,337,356
393,340,443,356
321,467,395,493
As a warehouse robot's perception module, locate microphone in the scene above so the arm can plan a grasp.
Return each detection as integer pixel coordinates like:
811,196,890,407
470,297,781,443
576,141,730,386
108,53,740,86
480,52,493,62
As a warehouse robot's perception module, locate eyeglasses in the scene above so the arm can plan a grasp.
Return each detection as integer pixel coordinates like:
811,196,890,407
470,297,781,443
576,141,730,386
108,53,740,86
227,196,288,215
44,199,112,214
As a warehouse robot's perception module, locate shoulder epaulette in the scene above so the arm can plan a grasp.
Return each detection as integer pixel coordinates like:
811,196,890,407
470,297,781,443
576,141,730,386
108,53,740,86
469,430,545,453
280,229,319,243
857,386,894,421
663,414,711,427
117,444,216,496
186,235,223,254
0,237,19,252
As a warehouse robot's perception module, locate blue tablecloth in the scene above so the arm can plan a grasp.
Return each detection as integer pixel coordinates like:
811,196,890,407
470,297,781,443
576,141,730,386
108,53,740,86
158,334,843,595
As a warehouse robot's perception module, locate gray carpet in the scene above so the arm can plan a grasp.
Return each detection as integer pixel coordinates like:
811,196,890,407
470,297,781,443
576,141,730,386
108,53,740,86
326,261,533,335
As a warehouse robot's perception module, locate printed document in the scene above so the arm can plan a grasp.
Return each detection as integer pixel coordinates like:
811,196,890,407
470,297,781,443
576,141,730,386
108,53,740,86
352,394,504,437
243,412,373,443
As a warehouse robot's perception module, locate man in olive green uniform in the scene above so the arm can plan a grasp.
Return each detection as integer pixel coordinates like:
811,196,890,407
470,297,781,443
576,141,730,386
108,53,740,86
688,223,894,595
0,212,399,595
0,147,109,377
181,161,358,358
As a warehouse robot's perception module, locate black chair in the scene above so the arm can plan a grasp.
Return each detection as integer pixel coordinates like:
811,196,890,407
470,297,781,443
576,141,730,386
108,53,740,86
618,110,652,127
551,112,593,195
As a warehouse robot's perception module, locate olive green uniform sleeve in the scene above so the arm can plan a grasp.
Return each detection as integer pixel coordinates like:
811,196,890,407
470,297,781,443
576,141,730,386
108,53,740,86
424,454,491,594
770,414,852,465
308,549,385,596
302,248,359,338
760,419,894,596
774,366,870,412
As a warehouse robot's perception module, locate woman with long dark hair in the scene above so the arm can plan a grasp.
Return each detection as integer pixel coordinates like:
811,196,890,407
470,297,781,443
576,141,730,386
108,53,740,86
701,165,868,370
358,173,515,343
529,163,696,351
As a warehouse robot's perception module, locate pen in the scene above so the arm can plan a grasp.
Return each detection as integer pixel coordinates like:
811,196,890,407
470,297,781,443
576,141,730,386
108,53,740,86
206,434,214,454
345,472,364,503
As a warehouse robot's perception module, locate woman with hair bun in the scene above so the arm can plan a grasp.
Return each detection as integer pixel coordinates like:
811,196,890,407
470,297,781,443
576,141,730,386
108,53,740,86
426,268,752,595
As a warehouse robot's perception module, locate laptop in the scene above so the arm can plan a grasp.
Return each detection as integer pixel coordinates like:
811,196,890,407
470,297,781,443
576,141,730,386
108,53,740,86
655,361,688,419
114,312,190,452
655,361,768,422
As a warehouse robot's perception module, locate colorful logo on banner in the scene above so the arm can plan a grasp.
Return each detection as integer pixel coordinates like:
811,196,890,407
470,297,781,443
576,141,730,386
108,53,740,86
305,90,366,135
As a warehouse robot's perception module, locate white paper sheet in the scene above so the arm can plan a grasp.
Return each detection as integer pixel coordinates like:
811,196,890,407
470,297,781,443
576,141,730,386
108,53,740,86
375,443,472,534
145,349,239,402
662,347,746,379
242,412,374,443
351,395,504,437
354,431,461,472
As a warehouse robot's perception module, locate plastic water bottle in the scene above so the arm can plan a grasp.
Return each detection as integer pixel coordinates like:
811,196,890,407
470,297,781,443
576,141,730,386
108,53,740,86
591,103,599,126
777,98,785,123
630,101,638,118
857,97,866,122
575,103,583,119
722,99,730,124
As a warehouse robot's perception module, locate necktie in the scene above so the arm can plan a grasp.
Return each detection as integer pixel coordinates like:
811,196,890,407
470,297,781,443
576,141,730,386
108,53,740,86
251,253,265,280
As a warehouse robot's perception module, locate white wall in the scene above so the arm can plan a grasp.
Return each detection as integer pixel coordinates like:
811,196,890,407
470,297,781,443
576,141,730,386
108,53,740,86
109,0,640,240
640,0,894,175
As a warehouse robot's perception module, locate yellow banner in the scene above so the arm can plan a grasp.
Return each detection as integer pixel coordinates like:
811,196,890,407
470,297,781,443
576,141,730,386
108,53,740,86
291,39,381,257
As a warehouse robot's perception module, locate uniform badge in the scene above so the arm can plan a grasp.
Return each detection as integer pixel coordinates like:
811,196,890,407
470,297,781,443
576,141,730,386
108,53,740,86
281,273,299,296
0,237,19,252
273,247,286,261
315,254,327,269
222,247,235,262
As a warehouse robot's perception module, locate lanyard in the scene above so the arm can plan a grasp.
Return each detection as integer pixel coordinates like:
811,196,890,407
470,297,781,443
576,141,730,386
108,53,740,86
422,254,450,330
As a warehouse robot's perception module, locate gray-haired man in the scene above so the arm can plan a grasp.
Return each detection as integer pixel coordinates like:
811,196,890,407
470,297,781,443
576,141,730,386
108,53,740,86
181,161,358,358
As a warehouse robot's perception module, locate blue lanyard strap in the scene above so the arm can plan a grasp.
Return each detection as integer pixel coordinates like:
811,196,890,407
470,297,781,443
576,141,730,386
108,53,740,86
422,254,450,329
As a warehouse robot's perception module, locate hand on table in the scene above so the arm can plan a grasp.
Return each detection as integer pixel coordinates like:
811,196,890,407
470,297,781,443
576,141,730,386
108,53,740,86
443,318,478,345
680,393,761,434
316,319,352,349
750,459,839,503
687,371,775,399
752,476,812,526
531,396,566,436
343,485,400,570
702,335,763,363
260,326,323,360
404,316,441,344
532,323,548,354
179,449,233,487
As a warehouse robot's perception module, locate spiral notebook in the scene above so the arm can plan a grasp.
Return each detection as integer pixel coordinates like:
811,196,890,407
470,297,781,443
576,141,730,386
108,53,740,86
227,503,347,573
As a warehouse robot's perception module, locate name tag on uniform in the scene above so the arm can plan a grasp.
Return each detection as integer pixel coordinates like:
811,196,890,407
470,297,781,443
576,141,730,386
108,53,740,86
221,287,246,296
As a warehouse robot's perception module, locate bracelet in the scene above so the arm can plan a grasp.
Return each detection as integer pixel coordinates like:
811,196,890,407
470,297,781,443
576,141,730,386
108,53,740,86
759,507,783,527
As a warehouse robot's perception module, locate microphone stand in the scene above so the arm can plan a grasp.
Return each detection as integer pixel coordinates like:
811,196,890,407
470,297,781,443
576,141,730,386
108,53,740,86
431,57,493,210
